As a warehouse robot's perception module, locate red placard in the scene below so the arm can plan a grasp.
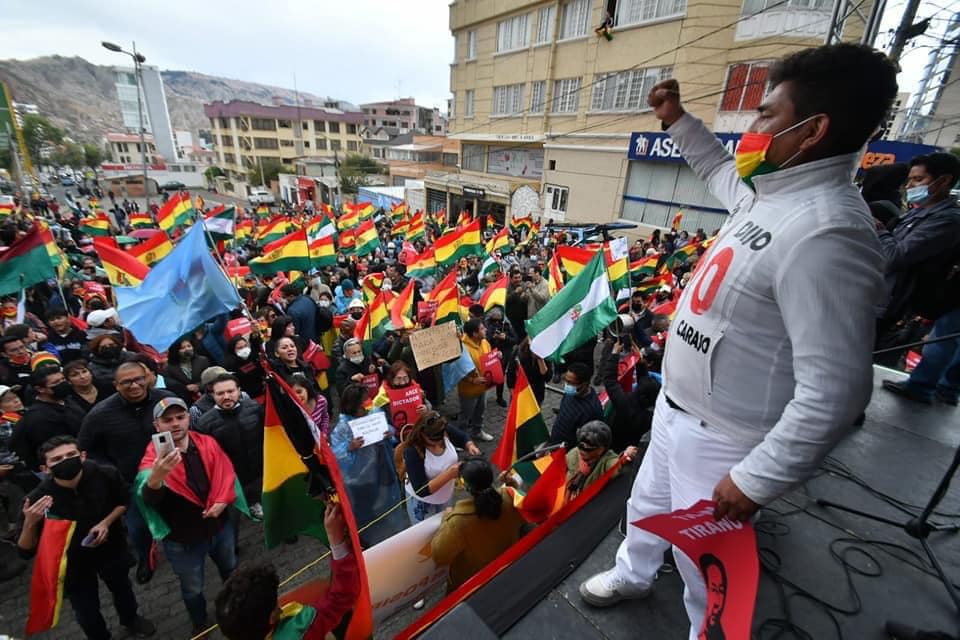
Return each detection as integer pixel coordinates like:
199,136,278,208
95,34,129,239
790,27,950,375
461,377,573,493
384,383,425,429
224,317,252,341
417,301,438,325
633,499,758,640
361,373,380,399
480,350,504,386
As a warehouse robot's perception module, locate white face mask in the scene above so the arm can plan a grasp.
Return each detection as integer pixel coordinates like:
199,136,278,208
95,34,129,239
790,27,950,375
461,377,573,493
236,347,252,360
318,299,331,308
348,355,364,365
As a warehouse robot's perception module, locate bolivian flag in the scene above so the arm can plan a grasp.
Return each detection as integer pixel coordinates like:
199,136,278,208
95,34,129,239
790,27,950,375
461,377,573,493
156,192,194,232
128,231,173,267
361,272,384,304
485,226,511,256
660,241,701,274
390,202,409,222
79,214,111,237
509,447,568,523
0,203,14,217
353,218,380,256
25,518,77,635
255,204,271,217
636,273,674,296
93,237,151,287
389,278,416,330
556,245,593,279
479,273,508,312
671,210,684,231
435,218,483,266
510,214,534,236
339,227,356,253
631,254,660,283
391,213,410,237
428,269,463,325
491,364,549,475
250,229,311,275
306,215,336,267
257,218,290,245
405,247,435,280
406,211,426,241
128,213,155,229
547,253,564,296
37,223,69,275
354,289,395,351
235,219,253,243
261,371,374,639
337,207,361,231
345,201,375,221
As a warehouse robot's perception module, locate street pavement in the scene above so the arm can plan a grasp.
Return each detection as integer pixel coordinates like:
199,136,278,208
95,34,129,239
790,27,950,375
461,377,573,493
0,387,565,640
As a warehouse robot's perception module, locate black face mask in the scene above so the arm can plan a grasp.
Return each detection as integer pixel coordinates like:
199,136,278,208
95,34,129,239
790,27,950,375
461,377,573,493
52,381,72,400
631,303,644,313
350,311,364,320
99,345,121,359
50,455,82,480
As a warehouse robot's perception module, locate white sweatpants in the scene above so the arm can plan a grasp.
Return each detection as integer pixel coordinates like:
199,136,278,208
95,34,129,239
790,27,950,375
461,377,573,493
614,393,751,640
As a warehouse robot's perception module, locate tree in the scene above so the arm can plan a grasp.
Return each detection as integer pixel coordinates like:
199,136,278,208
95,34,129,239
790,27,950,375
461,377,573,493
83,143,104,168
247,159,290,186
21,114,63,166
52,142,85,168
338,153,386,195
204,166,225,180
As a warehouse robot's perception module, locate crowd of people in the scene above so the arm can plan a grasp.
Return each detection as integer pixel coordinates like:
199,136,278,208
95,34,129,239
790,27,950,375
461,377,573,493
1,40,958,640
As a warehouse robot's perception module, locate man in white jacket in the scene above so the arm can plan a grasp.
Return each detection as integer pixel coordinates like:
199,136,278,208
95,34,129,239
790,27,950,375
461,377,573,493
579,43,899,637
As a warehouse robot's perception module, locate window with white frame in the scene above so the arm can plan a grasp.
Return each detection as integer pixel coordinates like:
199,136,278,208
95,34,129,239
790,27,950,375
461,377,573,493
615,0,687,26
463,143,485,171
537,5,556,43
496,14,530,52
591,66,672,112
719,62,771,111
552,77,581,113
493,84,525,115
467,30,477,59
465,90,475,117
741,0,830,13
559,0,591,39
530,81,546,113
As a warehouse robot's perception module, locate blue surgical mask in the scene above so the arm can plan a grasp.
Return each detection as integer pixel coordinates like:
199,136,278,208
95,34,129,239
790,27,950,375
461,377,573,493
906,184,930,206
563,383,578,396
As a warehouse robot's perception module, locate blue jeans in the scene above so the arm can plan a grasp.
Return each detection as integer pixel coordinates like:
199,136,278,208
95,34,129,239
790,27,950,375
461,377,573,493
906,308,960,401
162,524,237,627
125,493,152,565
406,496,449,526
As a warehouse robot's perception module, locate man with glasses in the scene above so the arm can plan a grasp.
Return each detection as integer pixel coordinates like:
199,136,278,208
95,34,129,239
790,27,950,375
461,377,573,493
16,435,156,639
78,361,175,585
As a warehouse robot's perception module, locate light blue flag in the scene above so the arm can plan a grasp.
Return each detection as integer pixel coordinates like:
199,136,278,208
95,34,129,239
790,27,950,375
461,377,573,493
115,224,242,351
441,346,475,395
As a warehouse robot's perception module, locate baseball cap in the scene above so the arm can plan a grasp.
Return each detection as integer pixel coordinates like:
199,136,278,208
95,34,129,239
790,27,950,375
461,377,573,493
0,385,21,398
152,397,188,420
200,366,230,388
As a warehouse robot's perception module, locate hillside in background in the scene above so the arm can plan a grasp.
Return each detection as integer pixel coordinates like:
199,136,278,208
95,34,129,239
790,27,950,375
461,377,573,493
0,55,345,146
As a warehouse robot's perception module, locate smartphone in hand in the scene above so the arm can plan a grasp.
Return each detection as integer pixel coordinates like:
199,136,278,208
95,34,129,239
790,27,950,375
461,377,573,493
152,432,174,458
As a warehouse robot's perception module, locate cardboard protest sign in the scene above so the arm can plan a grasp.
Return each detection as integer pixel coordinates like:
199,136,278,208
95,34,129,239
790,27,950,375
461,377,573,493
409,322,461,370
633,499,758,640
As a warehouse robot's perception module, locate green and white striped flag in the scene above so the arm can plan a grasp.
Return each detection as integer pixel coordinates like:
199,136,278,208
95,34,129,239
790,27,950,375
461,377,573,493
526,251,617,361
480,253,501,279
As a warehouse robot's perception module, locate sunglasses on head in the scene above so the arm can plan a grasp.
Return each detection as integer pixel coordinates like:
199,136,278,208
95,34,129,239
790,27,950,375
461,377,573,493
577,442,600,453
426,429,447,442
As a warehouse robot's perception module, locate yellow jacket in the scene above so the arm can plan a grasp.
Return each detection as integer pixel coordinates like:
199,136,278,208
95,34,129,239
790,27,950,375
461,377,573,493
457,334,491,398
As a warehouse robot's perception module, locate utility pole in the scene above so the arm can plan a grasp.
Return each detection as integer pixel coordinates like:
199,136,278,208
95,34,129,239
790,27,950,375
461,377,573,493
888,0,923,63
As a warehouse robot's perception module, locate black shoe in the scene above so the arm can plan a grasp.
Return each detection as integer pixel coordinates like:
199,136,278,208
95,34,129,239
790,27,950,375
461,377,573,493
496,397,507,408
124,615,156,638
135,561,154,585
882,380,933,404
935,390,959,406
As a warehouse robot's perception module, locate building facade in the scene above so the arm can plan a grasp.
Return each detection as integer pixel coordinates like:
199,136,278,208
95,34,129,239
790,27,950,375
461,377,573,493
203,100,365,185
104,132,160,165
360,98,443,135
113,65,178,164
386,135,461,186
441,0,872,233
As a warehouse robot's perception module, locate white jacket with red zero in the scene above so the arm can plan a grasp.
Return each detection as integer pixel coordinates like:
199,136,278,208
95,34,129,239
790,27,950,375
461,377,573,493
661,113,884,505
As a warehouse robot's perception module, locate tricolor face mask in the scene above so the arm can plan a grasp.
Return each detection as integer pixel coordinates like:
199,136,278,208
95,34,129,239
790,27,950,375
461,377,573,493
735,114,820,188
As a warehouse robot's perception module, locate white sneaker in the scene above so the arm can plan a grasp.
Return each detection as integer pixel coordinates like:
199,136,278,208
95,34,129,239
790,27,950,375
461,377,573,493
250,503,264,520
579,567,651,607
473,430,495,442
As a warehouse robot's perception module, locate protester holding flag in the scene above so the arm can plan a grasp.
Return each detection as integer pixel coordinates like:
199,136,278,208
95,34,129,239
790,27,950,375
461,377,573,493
431,457,523,592
214,503,360,640
565,421,637,501
17,435,156,639
550,362,603,450
458,319,496,443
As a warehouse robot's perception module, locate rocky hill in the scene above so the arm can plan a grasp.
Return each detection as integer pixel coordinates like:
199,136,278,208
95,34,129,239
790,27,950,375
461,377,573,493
0,55,348,144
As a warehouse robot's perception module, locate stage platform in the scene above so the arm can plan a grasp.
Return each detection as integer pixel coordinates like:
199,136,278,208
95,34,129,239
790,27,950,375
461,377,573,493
417,366,960,639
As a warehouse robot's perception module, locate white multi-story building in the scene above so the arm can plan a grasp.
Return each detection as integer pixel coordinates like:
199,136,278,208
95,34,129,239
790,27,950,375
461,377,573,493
113,65,177,164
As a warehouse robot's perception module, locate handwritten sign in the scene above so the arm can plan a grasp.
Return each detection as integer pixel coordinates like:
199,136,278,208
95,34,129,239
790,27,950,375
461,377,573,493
348,412,389,448
409,321,461,371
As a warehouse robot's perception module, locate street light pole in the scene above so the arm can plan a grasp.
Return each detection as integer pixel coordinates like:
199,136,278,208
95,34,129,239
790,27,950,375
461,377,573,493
132,41,149,210
102,40,150,210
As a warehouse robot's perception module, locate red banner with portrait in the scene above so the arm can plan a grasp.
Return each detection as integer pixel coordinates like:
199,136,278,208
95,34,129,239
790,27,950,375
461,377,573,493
384,383,424,429
633,499,758,640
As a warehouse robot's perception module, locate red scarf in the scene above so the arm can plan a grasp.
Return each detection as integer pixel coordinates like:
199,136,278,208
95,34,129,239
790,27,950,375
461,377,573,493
138,432,237,510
